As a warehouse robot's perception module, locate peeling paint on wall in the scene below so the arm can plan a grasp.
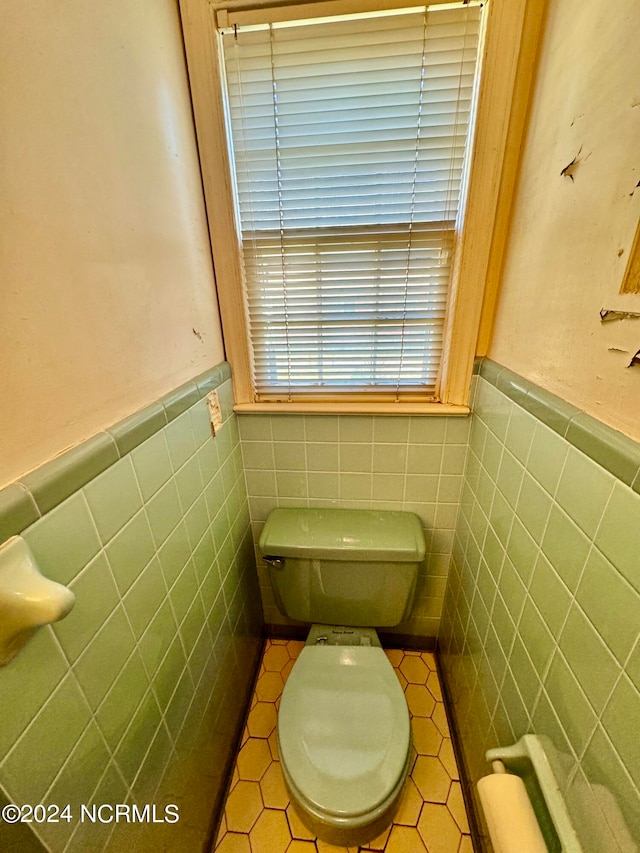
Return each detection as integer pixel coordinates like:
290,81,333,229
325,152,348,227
620,219,640,295
487,0,640,440
600,309,640,322
627,349,640,368
560,146,590,181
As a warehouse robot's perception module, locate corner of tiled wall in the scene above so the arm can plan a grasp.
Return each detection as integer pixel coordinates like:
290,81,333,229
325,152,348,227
238,412,471,642
0,364,263,853
439,360,640,853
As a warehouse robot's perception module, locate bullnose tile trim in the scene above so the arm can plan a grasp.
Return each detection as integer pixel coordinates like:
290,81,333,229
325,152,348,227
476,357,640,488
108,403,168,457
21,433,120,516
566,413,640,488
0,483,41,543
195,362,231,397
161,382,200,421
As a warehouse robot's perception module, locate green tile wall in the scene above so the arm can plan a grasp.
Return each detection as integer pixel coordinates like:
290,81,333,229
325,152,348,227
7,354,635,851
0,367,263,853
439,363,640,853
238,413,471,639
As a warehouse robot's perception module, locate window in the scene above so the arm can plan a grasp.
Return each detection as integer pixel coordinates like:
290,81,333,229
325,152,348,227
180,0,544,413
222,4,481,401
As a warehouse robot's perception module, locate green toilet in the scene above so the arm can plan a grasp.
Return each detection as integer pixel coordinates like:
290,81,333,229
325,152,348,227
259,507,426,846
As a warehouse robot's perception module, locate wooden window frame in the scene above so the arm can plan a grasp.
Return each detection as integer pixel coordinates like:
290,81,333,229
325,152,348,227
179,0,547,415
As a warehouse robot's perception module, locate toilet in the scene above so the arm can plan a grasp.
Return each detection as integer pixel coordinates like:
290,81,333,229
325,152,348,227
259,507,426,846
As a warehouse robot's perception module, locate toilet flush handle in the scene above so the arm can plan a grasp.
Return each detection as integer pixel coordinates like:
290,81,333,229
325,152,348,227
263,555,285,569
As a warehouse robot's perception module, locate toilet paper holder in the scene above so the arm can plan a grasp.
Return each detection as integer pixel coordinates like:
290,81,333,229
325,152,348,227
479,734,583,853
0,536,75,666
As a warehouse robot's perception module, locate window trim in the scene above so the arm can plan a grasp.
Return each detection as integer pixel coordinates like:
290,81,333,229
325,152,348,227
179,0,546,414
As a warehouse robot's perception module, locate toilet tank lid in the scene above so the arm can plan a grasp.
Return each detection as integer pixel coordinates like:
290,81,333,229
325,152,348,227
259,508,426,562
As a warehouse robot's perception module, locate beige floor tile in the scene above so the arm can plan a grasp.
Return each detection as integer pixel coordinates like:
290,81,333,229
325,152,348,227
385,648,404,667
224,780,263,833
432,701,451,736
249,808,291,853
286,804,315,841
438,738,460,781
417,803,462,853
447,781,470,834
400,655,430,684
420,652,436,670
427,670,443,700
394,777,422,827
263,643,291,672
286,842,316,852
215,831,251,853
247,701,277,738
412,756,452,803
216,814,227,845
268,729,279,760
412,717,443,756
361,824,391,850
458,834,474,852
385,824,428,852
286,639,304,659
237,738,272,781
408,745,418,774
259,760,289,809
394,668,408,690
405,684,436,718
281,658,296,682
256,670,285,702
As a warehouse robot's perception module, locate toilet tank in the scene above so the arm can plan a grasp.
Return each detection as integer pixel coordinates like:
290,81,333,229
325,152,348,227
259,508,426,627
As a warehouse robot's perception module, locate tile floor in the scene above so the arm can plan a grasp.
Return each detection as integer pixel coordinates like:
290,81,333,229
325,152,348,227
213,639,473,853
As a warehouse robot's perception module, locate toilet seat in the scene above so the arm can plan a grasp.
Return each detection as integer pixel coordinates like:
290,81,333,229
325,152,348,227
278,644,411,823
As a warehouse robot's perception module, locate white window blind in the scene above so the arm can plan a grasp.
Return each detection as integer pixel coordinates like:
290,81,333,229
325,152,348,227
220,3,482,400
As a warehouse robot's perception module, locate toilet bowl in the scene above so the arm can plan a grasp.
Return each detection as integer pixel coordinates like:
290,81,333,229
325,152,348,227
259,508,426,844
277,627,412,845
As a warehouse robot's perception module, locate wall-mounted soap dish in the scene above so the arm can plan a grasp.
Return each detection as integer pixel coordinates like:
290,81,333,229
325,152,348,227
0,536,75,666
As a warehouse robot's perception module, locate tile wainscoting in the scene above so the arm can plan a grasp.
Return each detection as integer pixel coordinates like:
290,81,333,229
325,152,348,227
439,359,640,853
0,363,263,852
4,354,638,852
238,413,471,640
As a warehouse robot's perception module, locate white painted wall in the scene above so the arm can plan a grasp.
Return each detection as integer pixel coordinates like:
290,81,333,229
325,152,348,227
0,0,224,487
489,0,640,440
